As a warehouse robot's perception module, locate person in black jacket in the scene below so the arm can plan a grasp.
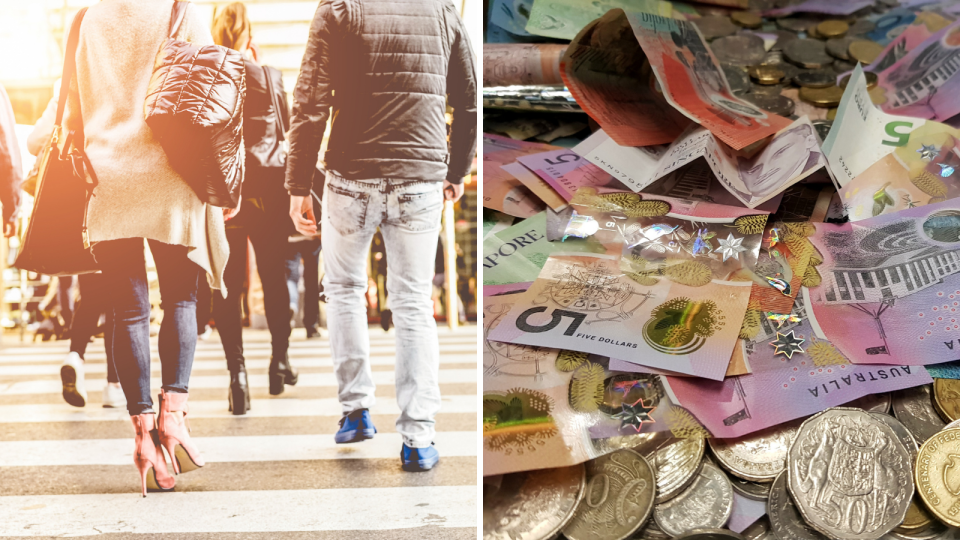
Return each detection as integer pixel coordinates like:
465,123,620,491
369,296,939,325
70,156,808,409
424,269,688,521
0,83,22,239
211,4,299,415
284,0,477,471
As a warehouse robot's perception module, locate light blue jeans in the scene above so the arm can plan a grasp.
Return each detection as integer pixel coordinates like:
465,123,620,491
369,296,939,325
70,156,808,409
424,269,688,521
322,172,443,448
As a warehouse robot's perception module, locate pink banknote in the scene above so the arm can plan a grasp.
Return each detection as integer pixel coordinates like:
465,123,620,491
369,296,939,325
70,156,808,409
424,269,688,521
876,20,960,121
763,0,873,17
517,149,629,201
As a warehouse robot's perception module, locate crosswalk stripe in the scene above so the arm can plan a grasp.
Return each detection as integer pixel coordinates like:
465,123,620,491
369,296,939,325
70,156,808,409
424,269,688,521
0,368,477,396
0,394,477,423
0,485,476,535
0,431,477,467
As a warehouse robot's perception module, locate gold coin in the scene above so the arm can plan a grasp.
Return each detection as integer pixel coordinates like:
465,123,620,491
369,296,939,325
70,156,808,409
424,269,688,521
838,70,879,89
799,85,844,107
816,20,849,39
935,378,960,422
731,11,762,29
826,108,837,120
849,40,884,65
806,23,821,40
893,495,934,534
915,428,960,527
748,65,785,85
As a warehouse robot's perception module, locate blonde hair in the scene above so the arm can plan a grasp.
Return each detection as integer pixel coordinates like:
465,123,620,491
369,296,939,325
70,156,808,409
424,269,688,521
212,3,251,52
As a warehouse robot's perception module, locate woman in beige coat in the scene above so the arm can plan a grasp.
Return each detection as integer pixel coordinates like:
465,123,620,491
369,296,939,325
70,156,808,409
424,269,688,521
64,0,230,496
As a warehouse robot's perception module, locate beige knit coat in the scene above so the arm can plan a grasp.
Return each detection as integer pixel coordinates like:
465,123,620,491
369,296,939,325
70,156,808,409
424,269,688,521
64,0,229,290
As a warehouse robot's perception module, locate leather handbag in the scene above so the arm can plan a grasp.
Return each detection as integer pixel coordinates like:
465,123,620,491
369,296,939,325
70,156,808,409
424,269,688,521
144,0,246,208
14,8,100,276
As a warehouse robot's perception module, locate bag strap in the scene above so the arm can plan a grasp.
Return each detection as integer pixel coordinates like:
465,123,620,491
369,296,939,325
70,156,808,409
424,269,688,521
169,1,189,39
261,65,286,143
54,7,88,127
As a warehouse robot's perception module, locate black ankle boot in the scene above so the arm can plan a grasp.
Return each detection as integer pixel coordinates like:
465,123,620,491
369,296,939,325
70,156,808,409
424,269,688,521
227,361,250,415
269,352,299,396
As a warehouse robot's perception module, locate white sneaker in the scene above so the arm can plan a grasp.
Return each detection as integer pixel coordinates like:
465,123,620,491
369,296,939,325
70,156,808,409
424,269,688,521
198,327,214,341
60,352,87,408
102,382,126,409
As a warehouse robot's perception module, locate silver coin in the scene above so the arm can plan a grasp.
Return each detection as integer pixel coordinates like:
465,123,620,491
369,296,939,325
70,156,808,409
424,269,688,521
890,522,949,540
786,407,913,540
868,412,918,464
741,93,795,117
744,518,777,540
711,35,767,66
724,65,751,96
730,475,772,501
844,392,892,414
794,70,836,88
768,62,800,84
784,39,834,69
811,119,832,142
694,16,741,41
673,530,747,540
653,462,734,536
776,18,817,33
563,449,656,540
771,31,799,52
768,471,828,540
761,50,785,65
892,384,946,444
483,464,586,540
847,19,876,37
632,520,671,540
946,418,960,430
633,434,706,504
833,59,857,73
826,37,858,60
750,82,786,96
709,418,802,483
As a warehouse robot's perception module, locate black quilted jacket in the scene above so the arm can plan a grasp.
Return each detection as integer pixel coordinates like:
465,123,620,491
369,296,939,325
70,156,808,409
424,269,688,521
284,0,478,194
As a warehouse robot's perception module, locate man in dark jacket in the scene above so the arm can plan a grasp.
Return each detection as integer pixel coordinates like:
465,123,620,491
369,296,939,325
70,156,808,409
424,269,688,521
285,0,477,471
0,83,23,238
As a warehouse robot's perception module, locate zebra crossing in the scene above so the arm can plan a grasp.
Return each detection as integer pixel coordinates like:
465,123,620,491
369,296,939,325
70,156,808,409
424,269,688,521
0,326,478,538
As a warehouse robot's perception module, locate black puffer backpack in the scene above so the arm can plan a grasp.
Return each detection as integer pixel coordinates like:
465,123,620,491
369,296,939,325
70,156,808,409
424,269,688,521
144,0,246,208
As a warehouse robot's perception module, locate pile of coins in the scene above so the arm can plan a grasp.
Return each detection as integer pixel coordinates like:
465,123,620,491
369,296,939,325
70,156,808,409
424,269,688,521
483,384,960,540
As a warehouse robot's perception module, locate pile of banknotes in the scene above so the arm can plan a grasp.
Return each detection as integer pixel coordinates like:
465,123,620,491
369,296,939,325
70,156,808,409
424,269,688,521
482,0,960,538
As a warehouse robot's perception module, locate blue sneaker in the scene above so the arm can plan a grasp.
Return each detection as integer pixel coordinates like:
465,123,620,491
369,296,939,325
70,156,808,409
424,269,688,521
335,409,377,444
401,443,439,472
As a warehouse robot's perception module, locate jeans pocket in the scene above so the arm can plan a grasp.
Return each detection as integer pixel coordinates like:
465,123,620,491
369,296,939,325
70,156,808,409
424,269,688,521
326,182,370,236
397,185,443,232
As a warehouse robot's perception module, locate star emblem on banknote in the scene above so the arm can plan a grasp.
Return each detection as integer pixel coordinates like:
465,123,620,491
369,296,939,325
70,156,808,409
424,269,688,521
613,398,657,432
917,144,940,160
771,330,805,359
715,233,747,262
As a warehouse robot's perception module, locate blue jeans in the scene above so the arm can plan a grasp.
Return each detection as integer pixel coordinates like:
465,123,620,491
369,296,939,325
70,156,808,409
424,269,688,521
284,237,322,328
95,238,201,416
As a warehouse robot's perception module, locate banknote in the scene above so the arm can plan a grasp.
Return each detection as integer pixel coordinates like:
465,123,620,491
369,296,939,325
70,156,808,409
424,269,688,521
524,0,671,40
838,119,960,222
727,494,766,534
866,8,917,46
560,16,691,147
483,208,516,240
483,133,558,218
805,199,960,367
489,0,534,36
516,149,629,202
763,0,874,17
926,361,960,380
624,11,793,150
866,12,955,73
822,65,926,188
738,222,817,316
571,129,668,192
482,43,566,86
500,162,568,211
663,291,933,438
875,19,960,121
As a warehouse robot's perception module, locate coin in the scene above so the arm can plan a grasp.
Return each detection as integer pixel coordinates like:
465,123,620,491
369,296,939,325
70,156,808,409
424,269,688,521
947,418,960,430
787,408,913,540
634,520,671,540
816,20,849,39
709,419,801,483
724,65,751,96
673,530,747,540
784,39,834,69
761,50,785,66
743,518,777,540
845,392,892,413
812,120,832,142
826,37,857,60
870,412,918,461
767,471,828,540
893,385,947,444
563,450,655,540
892,496,934,535
777,17,817,33
794,70,836,88
833,59,857,73
838,71,878,89
711,35,767,66
633,435,706,504
848,40,884,65
730,475,772,501
915,428,960,527
890,522,948,540
934,378,960,422
694,16,741,41
731,11,762,29
742,93,795,117
826,108,837,120
847,19,876,37
483,464,586,540
750,82,785,96
806,23,821,40
749,65,785,85
653,462,734,536
798,85,843,107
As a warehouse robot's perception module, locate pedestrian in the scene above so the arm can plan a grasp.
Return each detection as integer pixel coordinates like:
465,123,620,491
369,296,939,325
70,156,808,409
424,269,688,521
63,0,231,496
284,232,323,339
211,3,298,414
0,82,22,240
285,0,477,471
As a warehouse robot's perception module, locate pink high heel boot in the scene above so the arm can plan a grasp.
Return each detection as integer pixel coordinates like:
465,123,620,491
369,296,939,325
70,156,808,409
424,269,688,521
157,389,205,474
131,413,175,497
